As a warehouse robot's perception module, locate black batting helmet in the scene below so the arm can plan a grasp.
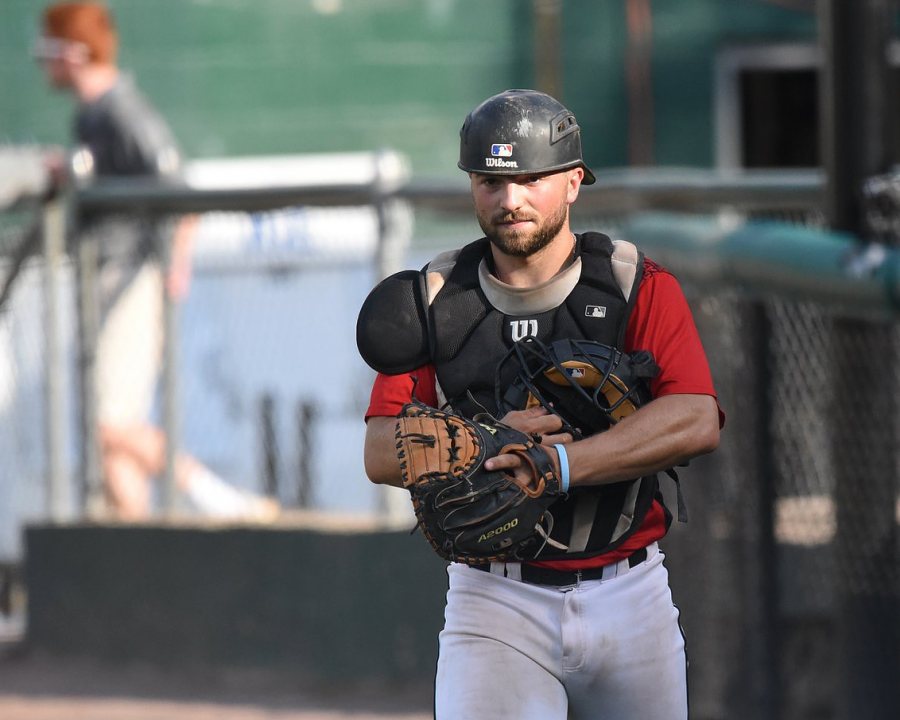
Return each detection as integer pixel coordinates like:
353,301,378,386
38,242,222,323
458,89,596,184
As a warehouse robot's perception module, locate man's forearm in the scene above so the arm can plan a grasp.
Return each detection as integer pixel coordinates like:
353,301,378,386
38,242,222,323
363,416,405,487
567,394,720,487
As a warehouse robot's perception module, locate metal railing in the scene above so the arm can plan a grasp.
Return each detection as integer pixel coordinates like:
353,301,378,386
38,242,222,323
14,162,900,525
5,162,872,527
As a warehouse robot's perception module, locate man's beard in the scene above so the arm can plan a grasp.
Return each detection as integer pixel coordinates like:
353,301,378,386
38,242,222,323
478,201,568,258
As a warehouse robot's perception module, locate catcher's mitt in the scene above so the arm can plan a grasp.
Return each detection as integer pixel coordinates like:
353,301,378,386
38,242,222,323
395,400,565,564
496,337,659,439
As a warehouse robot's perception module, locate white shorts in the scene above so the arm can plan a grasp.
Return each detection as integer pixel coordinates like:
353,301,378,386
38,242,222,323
95,263,163,426
435,543,688,720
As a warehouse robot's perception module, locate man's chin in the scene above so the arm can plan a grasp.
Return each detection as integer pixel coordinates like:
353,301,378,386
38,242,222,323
490,232,542,257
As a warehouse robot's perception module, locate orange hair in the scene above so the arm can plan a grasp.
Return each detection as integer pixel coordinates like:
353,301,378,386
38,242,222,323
42,2,118,64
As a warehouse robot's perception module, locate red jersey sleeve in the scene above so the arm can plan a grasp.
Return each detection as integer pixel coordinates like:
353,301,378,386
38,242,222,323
365,365,438,420
364,259,722,424
625,258,724,425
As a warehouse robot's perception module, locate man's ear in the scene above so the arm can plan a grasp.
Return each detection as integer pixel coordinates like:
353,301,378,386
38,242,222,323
566,167,584,204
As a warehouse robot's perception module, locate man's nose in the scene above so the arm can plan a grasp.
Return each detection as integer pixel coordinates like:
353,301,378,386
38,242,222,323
498,181,526,211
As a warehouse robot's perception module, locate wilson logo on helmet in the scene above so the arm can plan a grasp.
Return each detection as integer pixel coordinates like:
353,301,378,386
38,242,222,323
485,157,518,168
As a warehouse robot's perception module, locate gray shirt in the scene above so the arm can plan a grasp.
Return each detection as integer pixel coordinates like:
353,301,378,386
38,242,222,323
75,73,181,180
74,74,184,302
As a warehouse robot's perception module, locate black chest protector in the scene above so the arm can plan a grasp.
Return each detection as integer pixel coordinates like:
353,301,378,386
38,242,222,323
425,232,666,559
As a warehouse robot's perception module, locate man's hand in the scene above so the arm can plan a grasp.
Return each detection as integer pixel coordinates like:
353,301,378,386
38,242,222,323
498,406,573,446
484,436,561,487
42,146,68,194
487,407,566,488
166,214,197,302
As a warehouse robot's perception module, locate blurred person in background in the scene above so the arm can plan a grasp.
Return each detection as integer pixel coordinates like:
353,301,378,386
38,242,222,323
34,1,278,521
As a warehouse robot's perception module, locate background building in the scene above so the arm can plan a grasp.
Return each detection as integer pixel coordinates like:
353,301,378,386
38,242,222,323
2,0,826,176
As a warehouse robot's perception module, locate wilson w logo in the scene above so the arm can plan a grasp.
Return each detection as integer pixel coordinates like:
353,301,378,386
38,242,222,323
509,319,538,342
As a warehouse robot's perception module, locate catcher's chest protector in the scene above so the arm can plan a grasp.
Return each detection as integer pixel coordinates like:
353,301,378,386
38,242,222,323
425,233,663,559
429,233,636,414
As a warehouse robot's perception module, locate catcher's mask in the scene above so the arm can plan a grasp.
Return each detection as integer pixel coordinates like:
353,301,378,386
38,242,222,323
458,89,596,184
495,337,658,438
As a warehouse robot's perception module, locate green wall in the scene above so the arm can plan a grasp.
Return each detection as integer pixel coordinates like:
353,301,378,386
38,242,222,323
650,1,815,166
1,0,815,179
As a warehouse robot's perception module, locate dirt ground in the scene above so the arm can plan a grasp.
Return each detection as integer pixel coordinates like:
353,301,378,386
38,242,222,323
0,641,433,720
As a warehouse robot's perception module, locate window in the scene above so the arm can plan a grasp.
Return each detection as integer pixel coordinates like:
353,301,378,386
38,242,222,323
716,42,900,170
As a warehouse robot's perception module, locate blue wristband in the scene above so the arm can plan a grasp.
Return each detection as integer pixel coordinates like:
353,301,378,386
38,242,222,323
553,443,570,492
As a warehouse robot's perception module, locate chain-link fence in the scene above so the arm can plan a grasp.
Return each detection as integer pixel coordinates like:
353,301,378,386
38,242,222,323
0,151,413,566
569,199,899,720
1,202,76,561
668,293,898,720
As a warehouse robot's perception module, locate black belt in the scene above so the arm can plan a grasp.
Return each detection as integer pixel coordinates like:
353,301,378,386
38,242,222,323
471,547,648,586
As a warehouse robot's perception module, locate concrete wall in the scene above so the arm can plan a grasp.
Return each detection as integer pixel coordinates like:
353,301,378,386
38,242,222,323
24,518,840,717
24,523,448,689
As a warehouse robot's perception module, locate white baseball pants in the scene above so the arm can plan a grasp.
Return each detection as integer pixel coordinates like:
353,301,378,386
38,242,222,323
434,543,688,719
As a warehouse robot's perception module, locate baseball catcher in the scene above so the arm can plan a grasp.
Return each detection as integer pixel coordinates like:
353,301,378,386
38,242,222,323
360,88,722,720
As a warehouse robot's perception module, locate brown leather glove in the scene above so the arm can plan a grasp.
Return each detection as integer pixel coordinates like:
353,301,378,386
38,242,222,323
395,400,564,564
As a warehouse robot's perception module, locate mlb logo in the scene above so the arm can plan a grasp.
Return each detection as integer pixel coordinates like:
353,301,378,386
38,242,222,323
491,143,513,157
566,367,586,379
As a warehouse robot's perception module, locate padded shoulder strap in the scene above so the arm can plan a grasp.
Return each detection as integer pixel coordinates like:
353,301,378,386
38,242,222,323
424,248,462,306
423,238,488,303
611,239,644,348
425,239,492,399
610,239,641,301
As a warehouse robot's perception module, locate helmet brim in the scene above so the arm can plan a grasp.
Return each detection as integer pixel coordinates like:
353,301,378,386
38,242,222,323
459,160,596,185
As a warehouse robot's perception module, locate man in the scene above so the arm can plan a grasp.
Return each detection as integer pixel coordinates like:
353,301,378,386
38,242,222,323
362,89,722,718
34,2,277,520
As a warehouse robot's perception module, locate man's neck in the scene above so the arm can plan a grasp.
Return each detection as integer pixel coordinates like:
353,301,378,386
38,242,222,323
72,64,119,104
490,228,577,288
